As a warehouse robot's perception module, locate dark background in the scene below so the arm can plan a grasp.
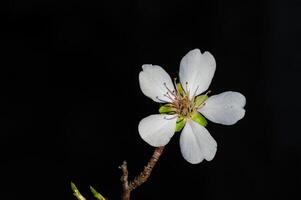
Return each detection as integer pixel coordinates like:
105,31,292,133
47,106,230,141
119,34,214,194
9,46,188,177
1,0,300,199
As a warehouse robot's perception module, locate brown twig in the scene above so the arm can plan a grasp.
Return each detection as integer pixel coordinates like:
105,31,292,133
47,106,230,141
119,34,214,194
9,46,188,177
120,146,165,200
120,161,131,200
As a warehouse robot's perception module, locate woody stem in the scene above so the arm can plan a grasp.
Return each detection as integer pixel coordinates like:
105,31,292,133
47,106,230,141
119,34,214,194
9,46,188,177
120,146,165,200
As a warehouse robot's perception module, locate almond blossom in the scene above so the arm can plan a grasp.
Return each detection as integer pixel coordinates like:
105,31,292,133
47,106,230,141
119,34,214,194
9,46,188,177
138,49,246,164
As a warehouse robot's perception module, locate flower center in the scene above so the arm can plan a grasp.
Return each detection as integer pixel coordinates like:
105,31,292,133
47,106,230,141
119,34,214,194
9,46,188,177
158,81,209,119
161,81,199,118
172,91,194,118
158,81,209,130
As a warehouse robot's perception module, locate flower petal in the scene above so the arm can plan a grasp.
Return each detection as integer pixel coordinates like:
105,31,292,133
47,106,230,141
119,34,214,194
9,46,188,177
139,64,175,103
138,114,177,147
179,49,216,99
199,91,246,125
180,120,217,164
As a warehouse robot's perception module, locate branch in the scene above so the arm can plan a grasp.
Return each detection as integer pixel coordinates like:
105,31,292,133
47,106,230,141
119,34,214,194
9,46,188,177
129,146,164,191
120,146,165,200
120,161,131,200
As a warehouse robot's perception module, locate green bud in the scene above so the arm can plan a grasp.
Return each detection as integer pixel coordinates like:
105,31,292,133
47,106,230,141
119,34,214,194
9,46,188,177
175,117,186,132
194,95,208,107
90,186,106,200
191,111,207,127
71,182,86,200
71,182,77,192
159,104,175,114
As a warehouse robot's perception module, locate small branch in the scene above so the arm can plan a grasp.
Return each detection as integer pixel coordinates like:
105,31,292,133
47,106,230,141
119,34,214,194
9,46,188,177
120,161,131,200
120,146,165,200
129,146,164,191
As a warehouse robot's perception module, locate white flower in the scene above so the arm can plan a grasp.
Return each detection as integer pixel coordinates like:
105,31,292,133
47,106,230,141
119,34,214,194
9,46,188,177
138,49,246,164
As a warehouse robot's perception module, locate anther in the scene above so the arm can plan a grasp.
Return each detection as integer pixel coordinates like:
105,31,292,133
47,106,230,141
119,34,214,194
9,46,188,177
156,96,169,103
163,82,176,98
185,82,190,96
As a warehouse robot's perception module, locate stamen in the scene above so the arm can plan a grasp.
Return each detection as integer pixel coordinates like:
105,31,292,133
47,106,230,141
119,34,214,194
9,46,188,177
163,82,176,98
156,96,169,103
185,82,189,96
191,85,200,100
173,78,179,94
164,93,174,101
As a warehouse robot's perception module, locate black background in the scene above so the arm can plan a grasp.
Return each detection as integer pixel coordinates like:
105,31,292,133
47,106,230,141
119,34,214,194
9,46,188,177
1,0,301,199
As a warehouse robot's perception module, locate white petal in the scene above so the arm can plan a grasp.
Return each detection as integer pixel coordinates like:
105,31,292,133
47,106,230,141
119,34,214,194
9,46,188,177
139,64,175,103
180,120,217,164
199,91,246,125
179,49,216,99
138,114,177,147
